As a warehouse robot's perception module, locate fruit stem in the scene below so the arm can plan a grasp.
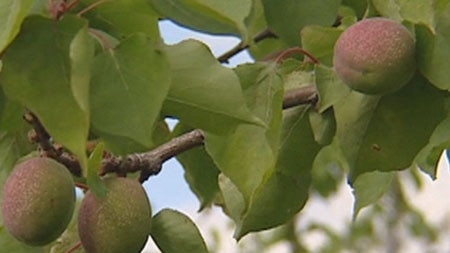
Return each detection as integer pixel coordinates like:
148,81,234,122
65,241,83,253
274,47,320,64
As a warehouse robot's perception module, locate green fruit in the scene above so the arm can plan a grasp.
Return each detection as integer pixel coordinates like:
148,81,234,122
1,157,75,246
333,18,416,95
78,177,152,253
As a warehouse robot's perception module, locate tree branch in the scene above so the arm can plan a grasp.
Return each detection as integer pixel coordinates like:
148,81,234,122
100,129,205,183
283,85,318,109
25,85,317,184
217,28,277,63
24,112,82,177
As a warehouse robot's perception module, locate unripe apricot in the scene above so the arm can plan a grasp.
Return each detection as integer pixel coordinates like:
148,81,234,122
2,157,75,246
78,177,152,253
333,18,416,95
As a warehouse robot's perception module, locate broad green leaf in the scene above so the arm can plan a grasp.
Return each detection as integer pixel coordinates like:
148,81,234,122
217,174,245,222
151,209,209,253
300,25,342,66
81,0,160,39
173,123,220,210
150,0,251,40
308,108,336,146
415,116,450,178
315,65,351,113
90,34,171,153
87,142,107,198
0,15,91,172
261,0,340,45
311,139,346,198
205,63,283,205
334,74,447,181
235,105,322,239
163,40,263,133
0,0,33,53
342,0,368,18
372,0,435,28
245,0,289,60
0,99,34,175
353,170,395,217
416,2,450,91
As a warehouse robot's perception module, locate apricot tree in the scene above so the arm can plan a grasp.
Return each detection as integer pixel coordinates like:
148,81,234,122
0,0,449,252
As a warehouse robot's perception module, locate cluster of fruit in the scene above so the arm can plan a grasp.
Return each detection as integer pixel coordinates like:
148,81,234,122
1,157,152,253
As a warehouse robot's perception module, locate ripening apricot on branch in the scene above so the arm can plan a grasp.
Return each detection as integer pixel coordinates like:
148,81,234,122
333,18,416,95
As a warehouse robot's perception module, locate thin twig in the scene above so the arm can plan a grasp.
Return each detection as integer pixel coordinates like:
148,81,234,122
77,0,110,17
65,241,83,253
217,28,277,63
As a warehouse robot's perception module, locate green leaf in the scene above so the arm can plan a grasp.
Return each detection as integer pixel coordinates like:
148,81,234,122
0,99,34,175
353,170,395,217
415,115,450,179
173,123,220,210
0,0,33,53
163,40,263,133
151,209,209,253
90,34,171,153
334,74,447,181
372,0,435,28
311,139,346,198
315,65,351,113
261,0,340,45
81,0,160,39
0,15,92,172
87,142,107,198
205,63,283,205
416,2,450,90
308,108,336,146
342,0,368,18
235,105,322,239
300,25,342,66
150,0,251,39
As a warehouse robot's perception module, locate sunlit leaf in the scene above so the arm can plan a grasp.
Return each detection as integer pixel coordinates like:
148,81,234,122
81,0,160,39
0,0,33,53
150,0,251,40
416,12,450,90
90,34,170,154
87,142,107,198
235,105,321,239
372,0,435,28
163,40,264,133
261,0,340,45
315,65,351,113
300,25,342,66
0,15,92,172
205,63,283,207
151,209,209,253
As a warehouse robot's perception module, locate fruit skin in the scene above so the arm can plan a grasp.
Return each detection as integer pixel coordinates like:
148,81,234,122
333,18,416,95
78,177,152,253
1,157,75,246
